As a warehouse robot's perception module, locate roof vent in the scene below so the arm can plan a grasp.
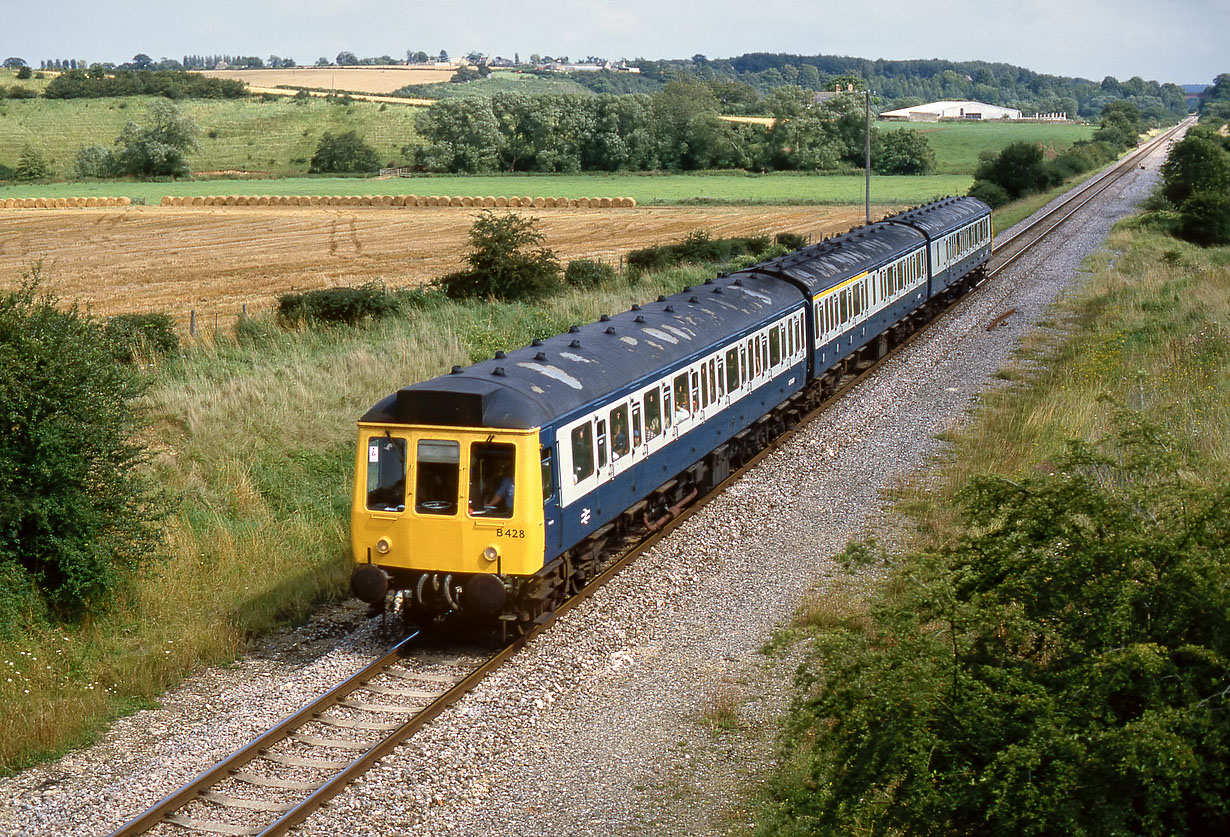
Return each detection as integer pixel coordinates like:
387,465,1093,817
733,278,743,286
569,339,581,348
493,367,506,377
682,285,692,292
664,305,675,313
605,326,616,335
631,303,640,311
712,287,723,294
657,295,667,302
704,277,714,285
532,338,543,346
494,350,506,359
635,315,646,323
451,365,463,374
689,296,699,303
535,351,547,361
600,314,610,322
569,325,580,333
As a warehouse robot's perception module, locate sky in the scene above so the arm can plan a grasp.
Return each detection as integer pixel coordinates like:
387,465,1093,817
2,0,1224,85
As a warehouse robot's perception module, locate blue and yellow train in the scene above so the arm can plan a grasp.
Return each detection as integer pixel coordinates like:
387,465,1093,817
350,196,993,629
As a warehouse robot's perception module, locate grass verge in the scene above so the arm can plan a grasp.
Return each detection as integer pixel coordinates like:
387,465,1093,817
755,220,1229,830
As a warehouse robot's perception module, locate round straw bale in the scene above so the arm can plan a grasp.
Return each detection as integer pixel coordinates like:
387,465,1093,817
507,196,522,208
544,197,557,208
461,196,474,207
482,196,496,207
53,198,66,208
494,196,508,207
191,196,204,206
597,197,611,208
530,197,544,208
448,196,462,207
85,197,100,208
577,197,591,208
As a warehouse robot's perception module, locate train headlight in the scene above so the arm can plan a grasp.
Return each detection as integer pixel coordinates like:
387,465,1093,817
482,545,499,563
376,538,391,555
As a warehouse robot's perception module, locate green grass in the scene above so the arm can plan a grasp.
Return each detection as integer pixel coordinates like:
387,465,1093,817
0,95,421,178
0,171,973,206
881,120,1095,175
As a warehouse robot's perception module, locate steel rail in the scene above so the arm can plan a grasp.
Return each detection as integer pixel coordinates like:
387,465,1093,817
107,117,1189,837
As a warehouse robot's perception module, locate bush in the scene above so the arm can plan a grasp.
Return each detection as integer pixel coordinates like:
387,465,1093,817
15,145,49,181
6,85,36,99
276,283,401,326
1161,135,1230,206
309,130,381,174
102,312,180,362
565,258,617,288
974,141,1059,199
435,211,562,301
967,178,1011,208
625,231,778,275
762,416,1230,835
74,145,117,179
0,271,164,619
15,66,31,80
1178,190,1230,247
872,129,936,175
774,232,806,251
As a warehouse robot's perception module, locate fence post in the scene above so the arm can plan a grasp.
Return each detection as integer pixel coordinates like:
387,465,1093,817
619,254,624,274
189,310,195,337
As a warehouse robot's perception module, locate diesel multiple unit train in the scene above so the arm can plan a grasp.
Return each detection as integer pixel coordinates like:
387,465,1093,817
351,196,993,630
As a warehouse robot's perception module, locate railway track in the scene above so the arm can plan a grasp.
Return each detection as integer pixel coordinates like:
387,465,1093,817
108,119,1188,837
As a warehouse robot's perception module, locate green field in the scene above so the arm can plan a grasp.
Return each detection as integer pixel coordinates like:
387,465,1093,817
0,94,421,177
0,171,973,205
880,120,1096,174
392,71,596,100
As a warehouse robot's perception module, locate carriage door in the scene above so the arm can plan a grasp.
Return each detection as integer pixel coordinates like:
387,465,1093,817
609,402,634,480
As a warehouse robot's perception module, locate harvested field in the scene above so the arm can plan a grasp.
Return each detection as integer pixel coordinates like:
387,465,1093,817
198,66,457,94
0,205,874,328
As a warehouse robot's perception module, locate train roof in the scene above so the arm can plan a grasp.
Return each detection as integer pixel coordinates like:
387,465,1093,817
891,195,990,237
749,219,926,296
362,271,801,430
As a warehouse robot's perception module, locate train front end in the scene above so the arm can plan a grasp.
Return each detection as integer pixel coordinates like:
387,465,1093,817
350,399,548,623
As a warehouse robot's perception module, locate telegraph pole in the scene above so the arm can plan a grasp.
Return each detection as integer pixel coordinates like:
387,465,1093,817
865,89,872,224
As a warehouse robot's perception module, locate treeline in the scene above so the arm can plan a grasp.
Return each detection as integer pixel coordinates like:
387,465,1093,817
411,84,934,174
43,69,246,100
635,53,1190,121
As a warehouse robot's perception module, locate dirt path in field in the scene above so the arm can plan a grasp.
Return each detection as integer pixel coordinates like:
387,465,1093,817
0,205,875,326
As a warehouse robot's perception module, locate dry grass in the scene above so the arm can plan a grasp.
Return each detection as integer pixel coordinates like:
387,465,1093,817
198,65,458,93
0,205,866,326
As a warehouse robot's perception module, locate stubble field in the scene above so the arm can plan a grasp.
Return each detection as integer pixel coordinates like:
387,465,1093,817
198,65,459,92
0,204,871,325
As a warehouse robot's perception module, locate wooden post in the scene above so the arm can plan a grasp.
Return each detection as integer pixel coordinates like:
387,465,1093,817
189,310,195,336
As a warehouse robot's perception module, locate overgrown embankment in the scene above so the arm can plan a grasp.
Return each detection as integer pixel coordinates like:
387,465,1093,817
757,222,1229,833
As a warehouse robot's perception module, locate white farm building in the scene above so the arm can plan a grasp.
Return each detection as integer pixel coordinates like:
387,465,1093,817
880,101,1023,122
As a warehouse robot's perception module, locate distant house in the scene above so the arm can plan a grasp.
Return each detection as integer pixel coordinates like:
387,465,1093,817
880,100,1023,121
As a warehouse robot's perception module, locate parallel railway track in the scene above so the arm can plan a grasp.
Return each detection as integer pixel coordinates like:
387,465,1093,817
108,118,1189,837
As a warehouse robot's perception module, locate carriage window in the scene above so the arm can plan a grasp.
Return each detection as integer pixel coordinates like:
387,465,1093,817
415,439,460,515
708,358,718,401
769,327,781,366
596,419,608,468
610,406,630,459
787,320,795,356
673,373,690,420
700,363,709,408
663,385,673,428
366,436,407,512
726,348,740,391
761,335,769,371
541,448,554,501
570,423,594,483
632,405,642,447
469,442,516,518
839,289,849,324
813,301,822,339
644,388,662,440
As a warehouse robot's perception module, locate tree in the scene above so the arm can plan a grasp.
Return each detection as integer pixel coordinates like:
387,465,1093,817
0,270,165,619
413,98,502,172
436,211,562,301
762,416,1230,835
872,129,936,174
128,53,153,70
438,49,449,63
762,85,842,171
112,100,199,178
973,141,1058,199
16,66,32,80
2,57,27,69
335,51,358,66
15,145,49,181
1177,190,1230,246
1160,133,1230,206
309,130,381,173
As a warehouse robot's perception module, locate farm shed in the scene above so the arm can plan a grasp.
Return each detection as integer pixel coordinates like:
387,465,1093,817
880,100,1023,121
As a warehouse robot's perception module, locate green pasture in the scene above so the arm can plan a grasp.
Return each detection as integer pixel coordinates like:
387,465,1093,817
0,171,972,206
0,94,421,177
880,120,1096,174
392,71,595,100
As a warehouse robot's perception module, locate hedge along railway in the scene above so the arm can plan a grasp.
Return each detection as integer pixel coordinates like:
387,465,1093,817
103,116,1189,837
